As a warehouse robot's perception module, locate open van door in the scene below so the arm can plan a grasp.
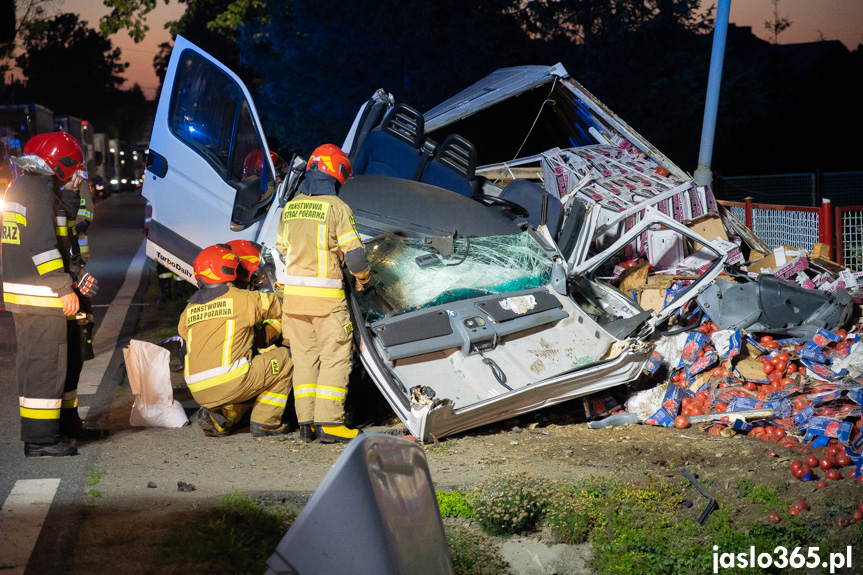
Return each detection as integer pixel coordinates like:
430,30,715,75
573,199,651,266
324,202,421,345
143,35,277,282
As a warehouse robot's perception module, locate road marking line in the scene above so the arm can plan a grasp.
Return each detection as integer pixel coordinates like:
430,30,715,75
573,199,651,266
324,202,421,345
0,478,62,575
78,406,90,419
78,240,148,395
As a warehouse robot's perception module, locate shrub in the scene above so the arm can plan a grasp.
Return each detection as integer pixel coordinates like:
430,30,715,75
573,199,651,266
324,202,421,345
437,490,474,518
468,473,548,537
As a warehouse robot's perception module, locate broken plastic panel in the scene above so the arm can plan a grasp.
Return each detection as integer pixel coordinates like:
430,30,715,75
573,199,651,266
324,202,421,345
360,232,553,321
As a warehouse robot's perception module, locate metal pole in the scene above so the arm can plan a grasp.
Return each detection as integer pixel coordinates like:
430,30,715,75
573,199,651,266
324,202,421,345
694,0,732,189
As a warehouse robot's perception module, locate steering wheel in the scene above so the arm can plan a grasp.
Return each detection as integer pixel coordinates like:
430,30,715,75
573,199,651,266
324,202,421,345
472,194,530,219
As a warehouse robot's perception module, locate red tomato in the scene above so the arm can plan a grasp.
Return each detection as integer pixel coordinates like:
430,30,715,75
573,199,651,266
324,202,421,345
718,382,728,389
827,445,842,457
852,509,863,523
689,407,703,416
827,469,842,481
760,434,772,442
715,402,728,413
744,381,757,391
779,378,794,388
806,455,820,468
838,517,850,528
814,480,828,490
712,367,723,378
763,362,774,375
680,397,694,408
773,360,787,373
798,366,807,376
765,341,780,350
819,457,834,471
837,454,851,467
837,329,848,339
790,460,803,472
777,351,790,362
671,371,683,383
767,513,780,524
791,499,808,511
787,363,798,374
760,335,774,344
788,506,800,515
773,428,787,440
674,415,690,429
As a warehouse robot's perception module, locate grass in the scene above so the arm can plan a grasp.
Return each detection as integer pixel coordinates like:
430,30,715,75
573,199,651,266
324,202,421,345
157,490,295,575
87,468,106,486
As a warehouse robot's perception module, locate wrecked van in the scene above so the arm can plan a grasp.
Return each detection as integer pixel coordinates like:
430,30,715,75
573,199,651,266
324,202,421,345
143,36,738,441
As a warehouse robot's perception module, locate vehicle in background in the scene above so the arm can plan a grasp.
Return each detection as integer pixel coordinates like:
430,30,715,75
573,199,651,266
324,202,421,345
107,138,132,193
90,132,109,197
131,143,148,188
0,104,54,190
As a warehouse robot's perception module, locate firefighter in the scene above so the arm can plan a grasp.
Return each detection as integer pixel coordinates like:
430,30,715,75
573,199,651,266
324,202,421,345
62,167,96,359
275,144,370,443
178,245,294,438
1,132,98,457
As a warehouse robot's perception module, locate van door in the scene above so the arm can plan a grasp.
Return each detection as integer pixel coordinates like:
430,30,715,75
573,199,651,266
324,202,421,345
142,35,276,282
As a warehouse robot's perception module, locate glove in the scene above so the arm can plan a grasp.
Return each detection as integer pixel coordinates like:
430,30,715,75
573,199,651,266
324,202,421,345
355,273,371,293
76,270,99,298
74,220,90,236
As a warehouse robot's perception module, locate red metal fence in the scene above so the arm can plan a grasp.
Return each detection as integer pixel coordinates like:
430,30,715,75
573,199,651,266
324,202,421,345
717,199,863,272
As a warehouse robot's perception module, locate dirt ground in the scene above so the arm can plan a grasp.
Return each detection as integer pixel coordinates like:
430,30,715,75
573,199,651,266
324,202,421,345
66,280,863,575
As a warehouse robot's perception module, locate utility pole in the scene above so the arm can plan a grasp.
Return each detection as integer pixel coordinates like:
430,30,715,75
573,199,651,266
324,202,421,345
694,0,731,188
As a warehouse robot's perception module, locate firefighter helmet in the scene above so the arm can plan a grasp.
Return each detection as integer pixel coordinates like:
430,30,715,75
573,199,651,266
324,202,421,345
193,245,240,285
243,149,287,179
306,143,351,185
23,132,84,181
221,240,261,280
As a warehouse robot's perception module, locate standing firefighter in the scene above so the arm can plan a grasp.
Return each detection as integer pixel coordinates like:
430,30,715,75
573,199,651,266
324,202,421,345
63,167,97,359
178,245,294,437
1,132,98,457
276,144,370,443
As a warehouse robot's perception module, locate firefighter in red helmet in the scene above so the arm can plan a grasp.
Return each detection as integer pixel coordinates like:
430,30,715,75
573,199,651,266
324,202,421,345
2,132,97,457
242,149,288,180
178,245,294,437
275,143,370,443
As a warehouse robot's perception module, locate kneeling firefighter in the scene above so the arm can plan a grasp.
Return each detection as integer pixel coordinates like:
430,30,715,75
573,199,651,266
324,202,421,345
275,144,370,443
178,245,294,437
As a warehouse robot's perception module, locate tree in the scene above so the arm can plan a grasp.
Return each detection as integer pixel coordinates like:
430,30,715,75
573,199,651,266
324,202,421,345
15,12,129,129
764,0,792,45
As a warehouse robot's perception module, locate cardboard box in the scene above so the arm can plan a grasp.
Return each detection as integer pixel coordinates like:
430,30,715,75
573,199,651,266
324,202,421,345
748,245,802,273
646,229,685,271
688,213,728,250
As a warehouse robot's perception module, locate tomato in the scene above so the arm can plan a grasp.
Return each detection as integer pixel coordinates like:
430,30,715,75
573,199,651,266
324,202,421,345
814,480,828,490
790,460,804,472
680,397,694,408
798,366,807,376
826,445,842,457
720,416,731,422
826,468,842,481
760,335,774,344
674,415,690,429
788,507,800,515
837,329,848,339
712,367,723,378
765,450,777,457
837,454,851,468
773,428,787,440
744,381,757,391
671,371,683,383
718,382,728,389
777,351,790,363
715,401,728,413
837,517,850,528
779,378,794,388
852,509,863,523
773,360,787,373
781,440,796,449
689,407,703,416
819,457,834,471
791,499,809,511
767,513,780,524
786,363,797,374
760,433,773,442
806,455,819,468
765,341,780,350
763,362,774,375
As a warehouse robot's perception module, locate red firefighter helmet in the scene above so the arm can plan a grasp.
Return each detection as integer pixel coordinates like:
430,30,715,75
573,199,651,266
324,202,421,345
193,245,240,285
243,149,286,179
221,240,261,280
306,143,351,185
23,132,84,181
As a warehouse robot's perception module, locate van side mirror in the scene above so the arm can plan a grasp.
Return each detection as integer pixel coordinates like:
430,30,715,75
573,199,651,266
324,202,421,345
231,176,274,231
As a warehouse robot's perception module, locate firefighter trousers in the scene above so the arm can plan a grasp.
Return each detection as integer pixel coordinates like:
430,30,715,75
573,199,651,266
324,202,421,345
191,346,293,428
13,313,83,444
283,306,353,426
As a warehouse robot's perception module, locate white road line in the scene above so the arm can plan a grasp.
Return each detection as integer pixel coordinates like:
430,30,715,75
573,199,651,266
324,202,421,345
78,406,90,420
0,478,62,575
78,240,148,395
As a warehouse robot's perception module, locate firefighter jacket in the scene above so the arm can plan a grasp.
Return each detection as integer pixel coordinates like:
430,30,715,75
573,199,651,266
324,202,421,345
275,175,370,316
178,283,282,395
1,172,75,315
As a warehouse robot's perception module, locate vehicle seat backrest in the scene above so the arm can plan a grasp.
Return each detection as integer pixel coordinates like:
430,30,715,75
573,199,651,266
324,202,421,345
418,134,477,198
499,179,564,238
351,103,424,180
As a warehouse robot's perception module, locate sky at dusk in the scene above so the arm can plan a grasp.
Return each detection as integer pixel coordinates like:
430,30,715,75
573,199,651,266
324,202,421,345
42,0,863,101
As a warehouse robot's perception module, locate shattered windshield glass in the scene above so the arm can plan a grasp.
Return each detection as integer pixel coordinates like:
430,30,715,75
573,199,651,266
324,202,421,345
359,232,554,321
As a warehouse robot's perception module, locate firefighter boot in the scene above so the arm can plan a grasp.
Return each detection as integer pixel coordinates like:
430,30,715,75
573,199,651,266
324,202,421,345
299,424,316,443
250,422,291,437
25,441,78,458
196,407,233,437
316,425,362,444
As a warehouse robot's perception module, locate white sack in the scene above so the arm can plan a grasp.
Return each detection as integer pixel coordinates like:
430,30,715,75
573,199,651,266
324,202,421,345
124,339,188,428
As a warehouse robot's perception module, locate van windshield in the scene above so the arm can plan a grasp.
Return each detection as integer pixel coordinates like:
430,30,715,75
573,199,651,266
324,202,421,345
360,232,553,321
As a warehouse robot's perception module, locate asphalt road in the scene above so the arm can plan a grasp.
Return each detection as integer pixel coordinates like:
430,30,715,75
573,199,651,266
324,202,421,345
0,190,149,575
